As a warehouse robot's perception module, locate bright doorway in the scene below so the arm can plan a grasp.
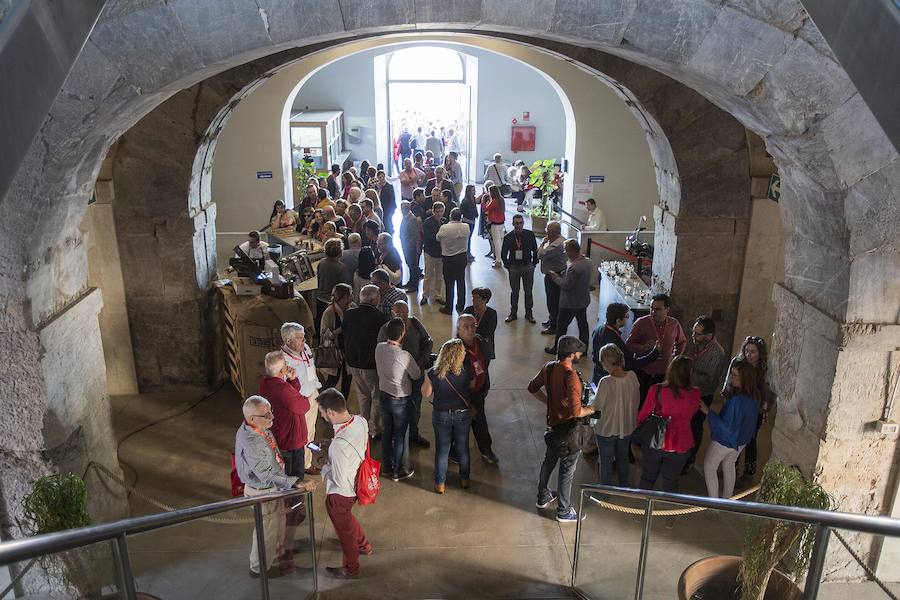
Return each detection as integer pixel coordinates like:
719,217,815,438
376,46,477,181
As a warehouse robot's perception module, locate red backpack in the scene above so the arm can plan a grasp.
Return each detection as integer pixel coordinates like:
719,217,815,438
355,442,381,505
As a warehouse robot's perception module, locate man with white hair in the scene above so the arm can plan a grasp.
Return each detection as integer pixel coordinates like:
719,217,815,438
280,323,322,474
235,395,317,578
342,284,390,439
484,153,508,188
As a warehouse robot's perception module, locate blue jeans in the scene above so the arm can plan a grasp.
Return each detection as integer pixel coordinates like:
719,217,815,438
538,445,581,515
433,410,472,484
380,392,411,473
597,435,631,486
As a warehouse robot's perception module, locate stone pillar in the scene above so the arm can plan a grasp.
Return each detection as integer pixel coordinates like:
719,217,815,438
770,129,900,578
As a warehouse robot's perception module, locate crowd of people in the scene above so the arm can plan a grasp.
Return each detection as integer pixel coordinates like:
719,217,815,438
231,152,774,579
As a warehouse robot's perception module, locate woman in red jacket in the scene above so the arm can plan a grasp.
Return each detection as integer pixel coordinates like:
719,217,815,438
484,185,506,268
636,355,699,493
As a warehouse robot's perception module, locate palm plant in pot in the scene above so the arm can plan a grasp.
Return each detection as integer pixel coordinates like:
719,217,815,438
527,159,560,234
678,461,832,600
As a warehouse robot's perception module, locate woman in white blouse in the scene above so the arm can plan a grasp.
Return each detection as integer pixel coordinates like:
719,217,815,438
592,343,640,486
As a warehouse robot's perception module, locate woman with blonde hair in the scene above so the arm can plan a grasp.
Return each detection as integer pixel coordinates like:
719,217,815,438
593,343,641,487
422,338,474,493
364,188,384,222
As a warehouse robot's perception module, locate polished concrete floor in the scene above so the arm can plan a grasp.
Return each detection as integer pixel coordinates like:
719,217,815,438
108,221,892,599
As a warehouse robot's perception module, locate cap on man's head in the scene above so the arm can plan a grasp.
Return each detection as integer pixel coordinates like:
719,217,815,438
558,336,587,355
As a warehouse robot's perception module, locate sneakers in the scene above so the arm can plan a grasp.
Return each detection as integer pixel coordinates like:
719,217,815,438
391,469,414,482
536,491,559,509
325,566,359,579
557,509,579,523
481,451,499,464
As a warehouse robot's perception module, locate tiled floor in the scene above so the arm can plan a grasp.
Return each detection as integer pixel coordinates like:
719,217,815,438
107,212,893,599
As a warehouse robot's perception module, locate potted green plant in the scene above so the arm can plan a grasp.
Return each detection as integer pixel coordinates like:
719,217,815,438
678,461,832,600
527,159,560,235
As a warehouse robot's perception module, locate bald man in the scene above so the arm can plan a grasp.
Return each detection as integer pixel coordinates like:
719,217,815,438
537,221,566,335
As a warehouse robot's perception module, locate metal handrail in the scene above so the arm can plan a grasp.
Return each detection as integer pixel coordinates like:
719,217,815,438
0,488,310,566
580,484,900,537
574,484,900,600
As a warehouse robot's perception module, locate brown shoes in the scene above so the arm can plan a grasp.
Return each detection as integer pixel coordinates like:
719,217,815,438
460,479,470,489
434,483,445,494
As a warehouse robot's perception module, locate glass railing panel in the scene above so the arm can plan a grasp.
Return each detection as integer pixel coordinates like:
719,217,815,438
267,492,316,600
127,502,265,599
573,488,648,599
0,539,119,599
642,499,752,600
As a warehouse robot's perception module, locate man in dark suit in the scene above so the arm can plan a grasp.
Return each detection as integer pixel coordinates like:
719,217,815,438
376,170,396,234
343,285,391,439
591,302,659,384
424,166,456,205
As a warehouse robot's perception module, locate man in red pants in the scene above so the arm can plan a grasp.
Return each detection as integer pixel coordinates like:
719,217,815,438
316,388,371,578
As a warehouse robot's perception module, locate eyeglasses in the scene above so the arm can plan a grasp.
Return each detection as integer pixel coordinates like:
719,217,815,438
252,411,273,419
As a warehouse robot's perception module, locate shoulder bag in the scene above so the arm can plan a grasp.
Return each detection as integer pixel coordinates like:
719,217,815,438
632,385,669,450
543,362,593,458
446,377,478,419
314,326,342,369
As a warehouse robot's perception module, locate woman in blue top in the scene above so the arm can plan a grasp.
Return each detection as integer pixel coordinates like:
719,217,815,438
422,339,473,494
699,357,760,498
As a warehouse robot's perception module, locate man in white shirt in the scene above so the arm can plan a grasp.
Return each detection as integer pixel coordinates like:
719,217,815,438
280,322,322,474
447,128,462,154
583,198,607,231
374,318,421,481
231,231,270,272
316,389,370,579
436,207,472,315
484,153,508,188
413,127,427,154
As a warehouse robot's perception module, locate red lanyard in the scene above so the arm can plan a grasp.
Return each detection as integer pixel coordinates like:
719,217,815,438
653,319,667,343
514,235,522,250
249,424,284,469
283,345,311,366
335,416,355,435
693,340,716,361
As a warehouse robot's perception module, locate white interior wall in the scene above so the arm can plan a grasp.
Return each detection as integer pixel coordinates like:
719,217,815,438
211,34,658,267
290,43,567,174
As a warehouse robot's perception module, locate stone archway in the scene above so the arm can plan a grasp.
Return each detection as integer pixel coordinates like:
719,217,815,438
1,1,897,578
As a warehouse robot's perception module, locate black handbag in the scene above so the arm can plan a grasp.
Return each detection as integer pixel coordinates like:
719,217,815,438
632,385,669,450
314,328,342,369
543,362,593,458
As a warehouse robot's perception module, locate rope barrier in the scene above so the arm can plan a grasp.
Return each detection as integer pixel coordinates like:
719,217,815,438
587,484,761,516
